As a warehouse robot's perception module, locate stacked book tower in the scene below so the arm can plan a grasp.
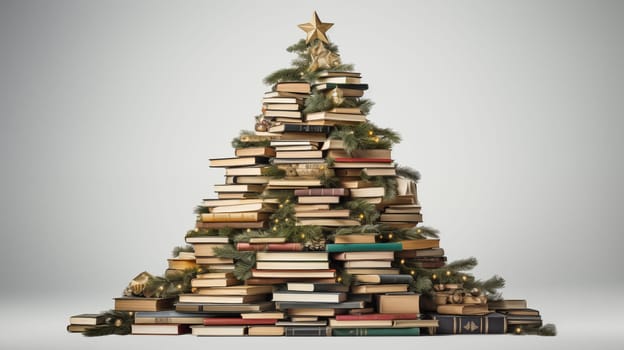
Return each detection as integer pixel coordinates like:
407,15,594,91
67,13,552,338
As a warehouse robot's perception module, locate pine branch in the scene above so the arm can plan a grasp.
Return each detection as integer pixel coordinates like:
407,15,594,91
395,165,421,182
193,205,211,214
213,244,256,281
444,257,479,272
465,275,506,300
231,130,271,149
263,68,304,85
319,173,341,188
172,245,194,257
82,310,133,337
538,324,557,336
264,164,286,178
389,226,440,241
370,175,398,200
345,199,380,224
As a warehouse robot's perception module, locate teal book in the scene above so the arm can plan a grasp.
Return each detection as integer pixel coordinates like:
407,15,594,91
332,327,421,336
326,242,403,253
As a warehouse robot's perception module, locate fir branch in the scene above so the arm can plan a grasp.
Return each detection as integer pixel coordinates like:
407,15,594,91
263,68,304,85
370,175,398,200
389,226,440,241
538,324,557,336
330,122,401,154
465,275,506,300
231,130,271,149
172,245,194,257
264,164,286,178
444,257,479,272
82,310,133,337
303,93,335,114
233,229,273,243
395,165,421,182
513,323,557,336
411,275,432,294
337,270,353,287
345,199,380,225
193,205,211,214
333,224,381,236
320,173,341,188
213,244,256,281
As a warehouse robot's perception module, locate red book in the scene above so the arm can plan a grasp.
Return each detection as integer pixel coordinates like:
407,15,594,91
236,242,303,251
335,313,420,321
333,157,392,163
203,318,277,326
294,188,349,196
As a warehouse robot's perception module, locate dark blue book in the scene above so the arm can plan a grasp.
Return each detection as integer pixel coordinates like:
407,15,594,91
284,326,331,336
425,312,507,335
332,327,421,336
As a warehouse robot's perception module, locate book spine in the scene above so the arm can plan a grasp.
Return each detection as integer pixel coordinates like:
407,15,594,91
332,327,420,336
200,212,263,222
202,318,276,326
196,221,266,229
432,315,507,334
294,188,348,196
378,274,417,284
326,242,403,253
284,326,330,336
282,124,332,133
236,243,304,251
335,313,419,321
275,301,364,309
334,157,392,163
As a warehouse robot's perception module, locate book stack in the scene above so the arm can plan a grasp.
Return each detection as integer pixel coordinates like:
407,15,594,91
488,299,543,332
69,14,554,339
166,251,197,277
262,81,310,124
396,239,447,269
185,236,234,271
67,314,105,333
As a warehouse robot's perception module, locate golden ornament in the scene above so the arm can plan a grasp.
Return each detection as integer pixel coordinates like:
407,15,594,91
123,271,153,297
470,287,481,297
326,88,345,105
298,11,333,44
308,40,341,72
114,318,123,327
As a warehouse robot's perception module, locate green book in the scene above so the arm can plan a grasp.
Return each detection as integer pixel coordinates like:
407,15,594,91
326,242,403,253
332,327,421,336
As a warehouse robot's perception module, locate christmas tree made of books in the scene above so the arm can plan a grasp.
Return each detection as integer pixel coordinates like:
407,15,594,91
67,12,555,338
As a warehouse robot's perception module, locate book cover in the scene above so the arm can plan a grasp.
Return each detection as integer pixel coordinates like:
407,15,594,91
236,242,303,251
202,318,277,326
293,187,349,196
426,313,507,335
284,326,331,336
270,123,332,133
133,311,206,324
326,242,403,253
352,274,415,284
332,327,421,336
335,313,419,321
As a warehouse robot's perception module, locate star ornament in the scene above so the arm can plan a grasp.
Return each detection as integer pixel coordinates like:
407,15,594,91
298,11,334,44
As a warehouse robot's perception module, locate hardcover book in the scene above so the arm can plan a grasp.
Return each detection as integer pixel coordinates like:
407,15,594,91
332,327,421,336
425,312,507,335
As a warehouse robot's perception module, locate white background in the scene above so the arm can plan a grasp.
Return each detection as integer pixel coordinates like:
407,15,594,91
1,0,623,348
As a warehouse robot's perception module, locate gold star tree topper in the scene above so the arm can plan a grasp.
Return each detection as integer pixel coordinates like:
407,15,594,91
298,11,334,44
